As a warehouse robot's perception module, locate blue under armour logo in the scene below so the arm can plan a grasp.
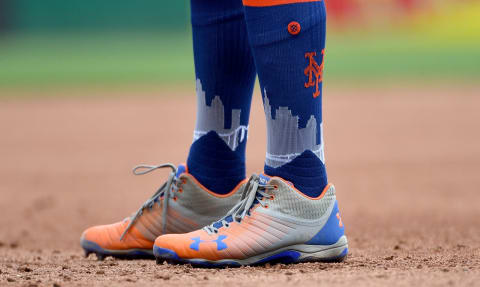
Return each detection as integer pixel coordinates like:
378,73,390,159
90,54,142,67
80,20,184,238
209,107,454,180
190,235,228,251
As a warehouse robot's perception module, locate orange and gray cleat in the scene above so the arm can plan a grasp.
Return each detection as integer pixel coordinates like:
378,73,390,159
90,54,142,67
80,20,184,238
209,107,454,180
80,163,245,260
153,174,348,267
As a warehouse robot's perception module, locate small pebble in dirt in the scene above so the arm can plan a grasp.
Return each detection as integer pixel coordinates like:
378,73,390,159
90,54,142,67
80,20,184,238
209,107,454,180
125,278,136,282
155,275,170,280
9,242,19,249
62,266,68,270
96,270,105,275
203,276,209,280
53,283,61,287
52,250,61,254
26,284,38,287
442,268,449,272
0,241,5,247
285,271,294,276
6,277,15,282
18,266,33,272
384,256,394,260
393,245,401,250
417,265,423,269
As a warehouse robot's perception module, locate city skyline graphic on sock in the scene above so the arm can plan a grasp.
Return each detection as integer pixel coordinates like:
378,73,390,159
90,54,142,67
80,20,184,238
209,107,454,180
193,79,248,151
263,90,325,168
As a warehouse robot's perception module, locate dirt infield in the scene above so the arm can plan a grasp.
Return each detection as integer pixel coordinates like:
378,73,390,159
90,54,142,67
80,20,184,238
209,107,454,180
1,86,479,286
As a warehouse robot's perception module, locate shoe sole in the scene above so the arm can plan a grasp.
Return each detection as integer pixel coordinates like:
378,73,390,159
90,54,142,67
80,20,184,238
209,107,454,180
153,235,348,268
80,238,154,260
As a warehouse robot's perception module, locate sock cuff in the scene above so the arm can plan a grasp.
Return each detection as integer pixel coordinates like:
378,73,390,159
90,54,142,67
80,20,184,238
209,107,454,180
243,0,322,7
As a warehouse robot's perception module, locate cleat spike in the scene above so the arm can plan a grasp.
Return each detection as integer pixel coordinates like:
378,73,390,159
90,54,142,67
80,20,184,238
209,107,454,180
156,257,162,265
84,250,91,258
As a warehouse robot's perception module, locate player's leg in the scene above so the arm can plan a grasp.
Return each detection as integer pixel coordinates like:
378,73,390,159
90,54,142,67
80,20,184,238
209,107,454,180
187,0,256,195
154,0,348,266
80,0,256,260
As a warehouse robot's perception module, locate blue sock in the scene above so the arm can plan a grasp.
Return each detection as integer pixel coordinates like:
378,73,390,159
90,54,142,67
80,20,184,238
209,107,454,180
243,0,328,197
187,0,256,194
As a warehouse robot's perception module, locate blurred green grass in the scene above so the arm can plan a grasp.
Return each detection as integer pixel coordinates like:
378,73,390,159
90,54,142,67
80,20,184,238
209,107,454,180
0,30,479,93
0,33,194,88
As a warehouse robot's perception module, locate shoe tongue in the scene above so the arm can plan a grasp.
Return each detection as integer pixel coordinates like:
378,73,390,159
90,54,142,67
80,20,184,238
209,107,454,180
176,164,187,178
258,174,271,185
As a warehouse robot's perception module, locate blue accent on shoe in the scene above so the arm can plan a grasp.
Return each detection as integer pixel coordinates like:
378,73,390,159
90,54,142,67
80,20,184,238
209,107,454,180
214,235,228,251
306,200,345,246
265,150,328,198
189,235,228,251
176,164,187,178
258,174,271,185
80,238,153,260
187,131,246,195
189,237,203,251
254,250,301,265
153,246,180,260
154,245,241,268
212,215,234,229
154,242,347,267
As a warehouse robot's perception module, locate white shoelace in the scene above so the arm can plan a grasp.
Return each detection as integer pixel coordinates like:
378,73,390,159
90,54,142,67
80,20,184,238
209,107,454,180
203,174,276,235
119,163,180,241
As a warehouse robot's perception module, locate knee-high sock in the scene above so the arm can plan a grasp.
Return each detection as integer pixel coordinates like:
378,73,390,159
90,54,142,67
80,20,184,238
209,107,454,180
187,0,256,194
243,0,328,197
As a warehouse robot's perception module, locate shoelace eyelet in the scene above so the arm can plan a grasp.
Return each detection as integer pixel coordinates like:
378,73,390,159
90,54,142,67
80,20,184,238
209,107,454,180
265,205,269,209
225,223,230,228
173,197,178,201
178,188,183,193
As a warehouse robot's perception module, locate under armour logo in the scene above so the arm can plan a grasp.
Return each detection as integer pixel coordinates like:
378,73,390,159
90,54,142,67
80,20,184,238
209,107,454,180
190,235,228,251
304,49,325,98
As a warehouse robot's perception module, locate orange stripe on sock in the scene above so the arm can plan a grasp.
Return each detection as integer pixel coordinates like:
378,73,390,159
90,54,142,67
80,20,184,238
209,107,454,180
243,0,322,7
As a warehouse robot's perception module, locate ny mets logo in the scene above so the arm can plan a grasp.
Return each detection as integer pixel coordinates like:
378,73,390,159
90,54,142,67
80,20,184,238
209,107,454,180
190,235,228,251
304,49,325,98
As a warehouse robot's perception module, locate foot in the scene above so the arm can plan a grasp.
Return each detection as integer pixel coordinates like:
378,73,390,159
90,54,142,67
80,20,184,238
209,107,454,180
80,163,245,260
153,174,348,267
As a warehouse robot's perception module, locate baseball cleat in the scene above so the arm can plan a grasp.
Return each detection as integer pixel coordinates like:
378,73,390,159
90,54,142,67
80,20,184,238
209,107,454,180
153,174,348,267
80,163,245,260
